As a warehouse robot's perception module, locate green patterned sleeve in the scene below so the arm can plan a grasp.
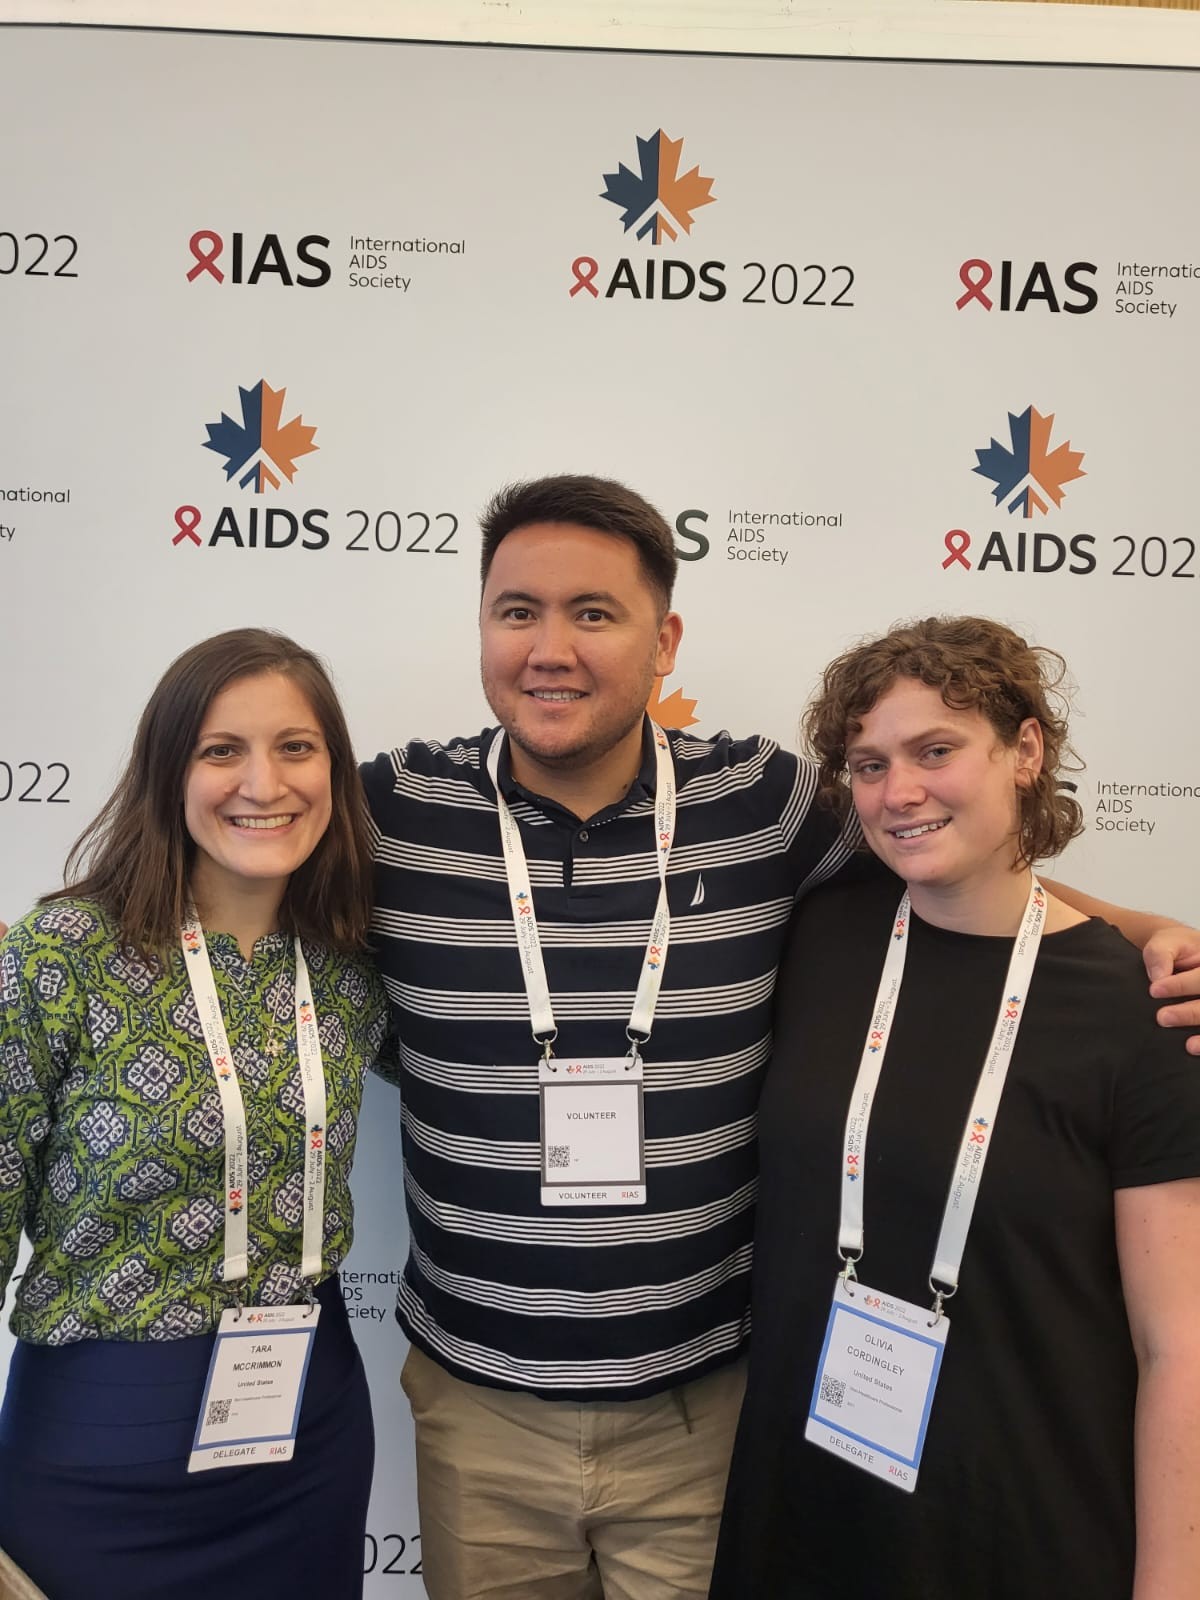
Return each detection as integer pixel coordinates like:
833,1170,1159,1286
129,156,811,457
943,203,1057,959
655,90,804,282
371,1021,402,1088
364,960,401,1088
0,915,83,1307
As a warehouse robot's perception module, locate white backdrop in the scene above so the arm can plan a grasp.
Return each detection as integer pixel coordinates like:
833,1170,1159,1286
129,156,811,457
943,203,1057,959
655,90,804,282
2,23,1199,1593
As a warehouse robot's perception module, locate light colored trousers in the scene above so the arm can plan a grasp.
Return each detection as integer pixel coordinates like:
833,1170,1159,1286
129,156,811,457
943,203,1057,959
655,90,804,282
0,1547,47,1600
401,1345,747,1600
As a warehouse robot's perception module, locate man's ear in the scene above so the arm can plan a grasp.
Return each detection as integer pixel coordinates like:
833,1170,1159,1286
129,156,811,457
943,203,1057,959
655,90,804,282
655,612,684,678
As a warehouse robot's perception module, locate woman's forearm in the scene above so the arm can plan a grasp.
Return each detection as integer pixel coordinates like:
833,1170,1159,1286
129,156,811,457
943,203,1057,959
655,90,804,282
1133,1359,1200,1599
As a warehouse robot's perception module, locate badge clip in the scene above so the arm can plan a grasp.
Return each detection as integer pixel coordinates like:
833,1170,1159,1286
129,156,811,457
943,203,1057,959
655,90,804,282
928,1276,957,1327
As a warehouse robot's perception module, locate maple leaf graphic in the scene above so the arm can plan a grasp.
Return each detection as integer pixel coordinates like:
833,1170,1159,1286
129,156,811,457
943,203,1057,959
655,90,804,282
600,130,716,245
203,381,318,494
647,679,699,730
973,406,1085,519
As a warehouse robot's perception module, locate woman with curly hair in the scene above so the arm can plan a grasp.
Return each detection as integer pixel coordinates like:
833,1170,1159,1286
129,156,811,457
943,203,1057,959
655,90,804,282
710,616,1200,1600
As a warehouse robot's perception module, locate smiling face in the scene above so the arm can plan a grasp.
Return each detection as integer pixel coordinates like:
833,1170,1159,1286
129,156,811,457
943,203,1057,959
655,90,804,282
846,678,1042,911
479,522,682,801
184,671,333,915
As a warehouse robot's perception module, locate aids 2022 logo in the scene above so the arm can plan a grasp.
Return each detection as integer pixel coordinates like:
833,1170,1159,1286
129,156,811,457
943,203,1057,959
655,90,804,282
568,128,854,311
171,380,461,557
940,405,1195,582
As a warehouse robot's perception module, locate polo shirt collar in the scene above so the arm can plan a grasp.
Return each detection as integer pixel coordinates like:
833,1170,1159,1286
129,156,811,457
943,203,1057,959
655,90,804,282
491,716,658,822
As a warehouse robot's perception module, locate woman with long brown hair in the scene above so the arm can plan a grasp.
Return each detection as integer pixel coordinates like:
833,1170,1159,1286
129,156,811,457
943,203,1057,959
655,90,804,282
0,629,387,1599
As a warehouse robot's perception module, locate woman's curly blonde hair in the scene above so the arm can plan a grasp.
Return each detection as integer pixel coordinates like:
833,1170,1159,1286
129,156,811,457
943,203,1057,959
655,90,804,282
803,615,1084,867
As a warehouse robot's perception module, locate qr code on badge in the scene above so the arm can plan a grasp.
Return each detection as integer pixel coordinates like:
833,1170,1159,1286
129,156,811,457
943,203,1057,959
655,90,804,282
820,1375,846,1409
548,1145,571,1169
205,1397,232,1427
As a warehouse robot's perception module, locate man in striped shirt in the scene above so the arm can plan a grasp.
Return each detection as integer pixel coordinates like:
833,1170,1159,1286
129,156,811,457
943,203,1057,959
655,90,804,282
361,475,1200,1599
362,475,861,1597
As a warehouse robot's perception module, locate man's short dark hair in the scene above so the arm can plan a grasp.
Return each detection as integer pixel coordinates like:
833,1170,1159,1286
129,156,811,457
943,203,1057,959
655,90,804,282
480,475,678,611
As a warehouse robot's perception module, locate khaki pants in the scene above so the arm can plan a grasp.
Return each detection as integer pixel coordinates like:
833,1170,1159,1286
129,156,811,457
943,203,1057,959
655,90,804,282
401,1345,747,1600
0,1547,47,1600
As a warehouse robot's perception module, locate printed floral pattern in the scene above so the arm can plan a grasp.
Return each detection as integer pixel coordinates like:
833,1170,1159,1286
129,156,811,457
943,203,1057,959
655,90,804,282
0,900,387,1343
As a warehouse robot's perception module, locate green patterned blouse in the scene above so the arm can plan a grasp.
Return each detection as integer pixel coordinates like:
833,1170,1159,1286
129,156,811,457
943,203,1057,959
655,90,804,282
0,898,388,1344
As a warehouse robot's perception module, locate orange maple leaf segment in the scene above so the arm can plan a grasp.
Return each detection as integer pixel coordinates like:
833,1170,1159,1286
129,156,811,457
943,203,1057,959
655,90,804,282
646,679,699,730
1029,408,1086,511
655,133,716,245
261,383,319,490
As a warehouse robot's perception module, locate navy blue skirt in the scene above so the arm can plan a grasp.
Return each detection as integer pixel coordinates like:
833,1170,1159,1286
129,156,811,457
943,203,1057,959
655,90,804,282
0,1277,373,1600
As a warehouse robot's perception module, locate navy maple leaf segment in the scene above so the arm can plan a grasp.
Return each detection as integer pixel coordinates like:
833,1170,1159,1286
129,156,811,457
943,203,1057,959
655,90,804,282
600,130,716,245
202,380,318,494
973,406,1086,519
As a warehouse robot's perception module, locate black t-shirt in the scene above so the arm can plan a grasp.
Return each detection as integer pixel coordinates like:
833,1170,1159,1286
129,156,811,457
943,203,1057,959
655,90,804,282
711,877,1200,1600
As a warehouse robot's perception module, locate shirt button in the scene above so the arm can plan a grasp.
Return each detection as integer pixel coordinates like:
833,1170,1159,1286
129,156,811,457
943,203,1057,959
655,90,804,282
578,829,589,842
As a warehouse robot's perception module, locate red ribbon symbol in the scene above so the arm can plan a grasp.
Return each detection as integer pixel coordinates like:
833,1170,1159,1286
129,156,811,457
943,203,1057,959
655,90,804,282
570,257,599,299
187,230,224,283
173,505,202,546
942,530,972,570
956,259,993,311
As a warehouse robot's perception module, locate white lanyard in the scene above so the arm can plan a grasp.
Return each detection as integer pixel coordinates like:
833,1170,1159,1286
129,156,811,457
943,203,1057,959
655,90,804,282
485,721,677,1055
838,877,1047,1306
182,914,328,1287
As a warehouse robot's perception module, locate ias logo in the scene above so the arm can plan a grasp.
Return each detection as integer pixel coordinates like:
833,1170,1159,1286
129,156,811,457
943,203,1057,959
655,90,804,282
942,405,1094,576
187,230,331,287
204,381,318,494
955,259,1097,314
600,130,716,244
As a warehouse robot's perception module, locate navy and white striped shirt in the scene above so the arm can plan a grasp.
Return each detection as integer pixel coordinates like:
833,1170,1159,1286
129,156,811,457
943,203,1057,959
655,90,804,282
363,722,857,1401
